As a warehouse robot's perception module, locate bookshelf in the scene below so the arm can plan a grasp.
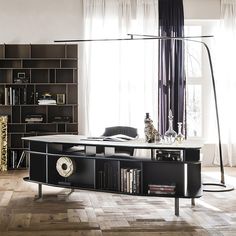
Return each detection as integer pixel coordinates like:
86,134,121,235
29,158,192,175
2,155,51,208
0,44,78,169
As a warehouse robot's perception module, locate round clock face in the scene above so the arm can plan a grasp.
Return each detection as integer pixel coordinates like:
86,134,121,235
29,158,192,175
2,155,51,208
56,156,76,177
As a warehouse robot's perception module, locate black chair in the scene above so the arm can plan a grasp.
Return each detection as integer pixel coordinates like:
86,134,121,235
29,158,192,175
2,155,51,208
100,126,138,156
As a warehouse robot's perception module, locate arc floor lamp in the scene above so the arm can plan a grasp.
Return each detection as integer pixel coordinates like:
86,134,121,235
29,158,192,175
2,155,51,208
55,34,234,192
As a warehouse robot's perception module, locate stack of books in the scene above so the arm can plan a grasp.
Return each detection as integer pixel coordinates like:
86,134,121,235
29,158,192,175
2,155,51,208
120,168,141,194
38,99,56,105
148,184,176,195
25,114,43,123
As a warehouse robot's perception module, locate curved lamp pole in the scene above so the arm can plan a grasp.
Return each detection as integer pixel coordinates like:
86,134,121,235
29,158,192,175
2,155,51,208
55,34,234,192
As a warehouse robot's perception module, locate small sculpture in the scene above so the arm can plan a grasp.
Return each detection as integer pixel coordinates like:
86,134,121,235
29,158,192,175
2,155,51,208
144,113,161,143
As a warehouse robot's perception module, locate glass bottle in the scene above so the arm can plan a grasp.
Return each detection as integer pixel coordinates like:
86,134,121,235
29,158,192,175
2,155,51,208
164,109,177,144
176,122,185,144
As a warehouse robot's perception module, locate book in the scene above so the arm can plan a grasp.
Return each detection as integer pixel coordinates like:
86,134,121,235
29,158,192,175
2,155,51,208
84,134,137,142
120,168,124,192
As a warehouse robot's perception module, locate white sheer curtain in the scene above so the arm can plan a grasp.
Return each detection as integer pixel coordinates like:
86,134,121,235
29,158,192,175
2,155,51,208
79,0,159,137
212,0,236,166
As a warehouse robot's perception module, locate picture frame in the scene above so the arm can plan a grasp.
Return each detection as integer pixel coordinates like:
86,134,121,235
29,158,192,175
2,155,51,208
17,72,25,79
56,94,65,104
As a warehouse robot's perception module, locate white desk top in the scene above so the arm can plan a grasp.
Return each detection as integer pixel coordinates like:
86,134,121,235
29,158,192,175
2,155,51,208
22,134,203,149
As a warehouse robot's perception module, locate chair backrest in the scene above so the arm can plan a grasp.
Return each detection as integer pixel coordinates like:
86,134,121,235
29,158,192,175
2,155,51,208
102,126,138,156
103,126,138,138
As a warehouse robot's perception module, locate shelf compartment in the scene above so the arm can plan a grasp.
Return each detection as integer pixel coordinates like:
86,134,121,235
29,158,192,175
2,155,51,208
0,106,11,122
57,123,66,132
66,123,78,133
8,149,27,169
66,45,77,58
0,69,12,83
0,45,4,58
21,106,46,123
36,84,66,100
48,106,73,123
67,84,77,105
5,45,30,58
47,155,95,188
13,69,30,83
12,106,21,123
23,60,60,68
56,69,73,83
120,161,142,194
142,162,184,196
31,69,49,83
61,59,77,68
9,133,24,148
31,45,66,58
0,86,4,104
96,159,119,191
0,60,21,68
8,124,25,133
26,123,57,133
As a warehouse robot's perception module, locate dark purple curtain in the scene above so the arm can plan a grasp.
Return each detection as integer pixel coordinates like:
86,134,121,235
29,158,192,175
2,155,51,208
158,0,186,135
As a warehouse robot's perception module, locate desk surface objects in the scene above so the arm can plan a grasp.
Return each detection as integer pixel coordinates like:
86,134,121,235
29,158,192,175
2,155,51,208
22,134,203,216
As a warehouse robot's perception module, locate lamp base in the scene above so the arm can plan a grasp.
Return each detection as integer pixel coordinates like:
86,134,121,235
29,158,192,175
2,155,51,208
203,182,234,192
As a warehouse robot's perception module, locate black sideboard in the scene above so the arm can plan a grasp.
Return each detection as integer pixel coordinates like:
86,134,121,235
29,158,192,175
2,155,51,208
22,135,203,216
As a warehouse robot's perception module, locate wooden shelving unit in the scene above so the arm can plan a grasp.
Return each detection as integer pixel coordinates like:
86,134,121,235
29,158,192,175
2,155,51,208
0,44,78,169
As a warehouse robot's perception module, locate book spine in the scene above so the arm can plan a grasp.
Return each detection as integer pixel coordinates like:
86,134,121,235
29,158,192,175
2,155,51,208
23,88,27,104
4,87,8,105
120,168,124,192
136,170,141,194
127,169,130,193
9,87,12,105
12,88,15,105
123,169,127,192
129,169,133,193
133,169,136,194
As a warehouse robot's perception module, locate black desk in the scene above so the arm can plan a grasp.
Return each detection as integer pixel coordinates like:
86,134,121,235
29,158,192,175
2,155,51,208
22,134,203,216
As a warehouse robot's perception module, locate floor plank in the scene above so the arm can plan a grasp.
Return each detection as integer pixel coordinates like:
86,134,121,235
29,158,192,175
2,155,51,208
0,167,235,235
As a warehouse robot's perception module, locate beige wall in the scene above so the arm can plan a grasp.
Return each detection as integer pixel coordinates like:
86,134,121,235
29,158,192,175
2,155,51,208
0,0,221,44
0,0,83,43
184,0,220,19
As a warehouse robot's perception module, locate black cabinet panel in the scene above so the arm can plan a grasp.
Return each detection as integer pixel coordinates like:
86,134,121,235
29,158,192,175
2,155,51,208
29,153,46,182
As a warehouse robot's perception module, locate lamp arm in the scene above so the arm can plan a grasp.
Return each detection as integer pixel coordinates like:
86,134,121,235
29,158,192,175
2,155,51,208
200,41,224,185
54,34,225,185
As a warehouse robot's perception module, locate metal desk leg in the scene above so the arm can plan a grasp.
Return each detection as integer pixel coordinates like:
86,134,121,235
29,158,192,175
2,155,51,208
35,183,42,200
191,198,195,206
175,198,179,216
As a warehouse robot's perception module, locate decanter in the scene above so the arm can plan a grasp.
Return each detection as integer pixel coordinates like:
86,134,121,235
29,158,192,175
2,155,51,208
164,109,177,144
176,122,185,144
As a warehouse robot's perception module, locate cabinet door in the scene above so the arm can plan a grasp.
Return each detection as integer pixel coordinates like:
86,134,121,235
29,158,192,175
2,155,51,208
29,153,46,183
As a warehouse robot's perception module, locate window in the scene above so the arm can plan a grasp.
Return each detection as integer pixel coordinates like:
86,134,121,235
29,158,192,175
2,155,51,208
184,20,218,139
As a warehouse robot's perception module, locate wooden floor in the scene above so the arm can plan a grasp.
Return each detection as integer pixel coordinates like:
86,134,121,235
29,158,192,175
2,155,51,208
0,167,236,236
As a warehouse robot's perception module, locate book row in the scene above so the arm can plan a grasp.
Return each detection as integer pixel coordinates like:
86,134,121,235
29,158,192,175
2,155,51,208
4,87,27,105
120,168,141,194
